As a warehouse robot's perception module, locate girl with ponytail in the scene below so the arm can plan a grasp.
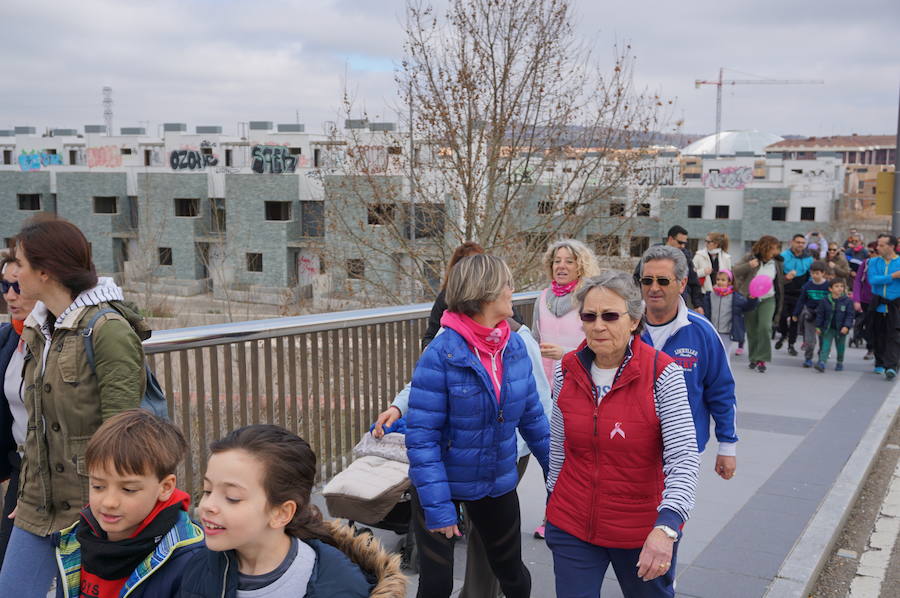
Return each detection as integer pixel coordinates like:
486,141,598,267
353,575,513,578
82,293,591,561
178,425,406,597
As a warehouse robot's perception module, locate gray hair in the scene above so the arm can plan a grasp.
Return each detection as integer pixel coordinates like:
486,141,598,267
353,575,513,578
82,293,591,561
445,254,513,317
575,270,644,332
639,245,688,280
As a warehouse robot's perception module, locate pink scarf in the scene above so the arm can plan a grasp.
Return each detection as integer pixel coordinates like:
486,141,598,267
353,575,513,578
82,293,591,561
440,311,510,401
713,286,734,297
551,279,579,297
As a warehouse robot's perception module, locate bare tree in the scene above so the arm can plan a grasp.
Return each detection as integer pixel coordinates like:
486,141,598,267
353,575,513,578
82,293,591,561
324,0,676,302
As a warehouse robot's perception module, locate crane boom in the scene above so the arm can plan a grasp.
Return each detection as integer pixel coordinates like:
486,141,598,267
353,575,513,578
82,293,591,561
694,67,824,155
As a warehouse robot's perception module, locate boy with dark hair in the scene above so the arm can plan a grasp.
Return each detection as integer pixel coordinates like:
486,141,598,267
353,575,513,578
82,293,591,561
54,409,203,598
792,260,830,367
814,279,855,372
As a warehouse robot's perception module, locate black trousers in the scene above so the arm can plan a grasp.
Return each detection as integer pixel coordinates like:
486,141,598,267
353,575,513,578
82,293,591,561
411,486,531,598
777,294,800,345
871,306,900,370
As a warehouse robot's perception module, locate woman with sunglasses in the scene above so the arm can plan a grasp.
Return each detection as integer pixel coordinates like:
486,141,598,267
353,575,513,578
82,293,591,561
0,251,37,566
734,236,786,373
545,270,699,598
692,232,732,295
0,217,148,597
826,243,851,284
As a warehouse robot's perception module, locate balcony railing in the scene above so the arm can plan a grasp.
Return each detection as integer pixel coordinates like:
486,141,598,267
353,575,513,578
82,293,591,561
144,291,539,495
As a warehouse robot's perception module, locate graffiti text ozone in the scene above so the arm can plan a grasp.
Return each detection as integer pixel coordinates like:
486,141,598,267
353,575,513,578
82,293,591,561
251,145,298,174
170,149,218,170
18,150,63,171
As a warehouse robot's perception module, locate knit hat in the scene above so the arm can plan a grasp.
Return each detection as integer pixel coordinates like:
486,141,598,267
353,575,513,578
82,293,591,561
717,268,734,282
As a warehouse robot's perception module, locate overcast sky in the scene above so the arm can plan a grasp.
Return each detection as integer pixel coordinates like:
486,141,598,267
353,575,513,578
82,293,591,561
2,0,897,141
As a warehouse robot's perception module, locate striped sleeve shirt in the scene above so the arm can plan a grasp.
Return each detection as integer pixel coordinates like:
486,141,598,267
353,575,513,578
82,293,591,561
546,355,699,525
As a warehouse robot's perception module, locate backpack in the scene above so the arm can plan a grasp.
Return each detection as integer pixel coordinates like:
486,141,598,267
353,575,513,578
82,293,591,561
82,308,169,420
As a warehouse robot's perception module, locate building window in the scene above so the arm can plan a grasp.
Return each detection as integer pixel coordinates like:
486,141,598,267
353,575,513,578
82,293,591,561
225,149,233,167
174,198,200,217
592,234,620,256
346,258,365,280
209,198,226,233
524,232,551,253
687,204,702,219
800,207,816,221
636,203,651,217
69,149,79,165
290,147,302,156
246,253,264,272
367,204,395,225
2,150,12,165
771,206,787,221
387,146,402,155
715,205,730,219
17,194,41,211
609,202,625,217
264,201,292,221
629,236,650,257
564,202,578,215
300,201,324,237
538,201,554,215
313,148,322,168
93,196,118,214
158,247,173,266
415,204,445,239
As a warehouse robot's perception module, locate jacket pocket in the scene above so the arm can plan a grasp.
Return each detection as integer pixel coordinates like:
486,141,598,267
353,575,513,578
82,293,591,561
69,435,92,477
57,336,81,385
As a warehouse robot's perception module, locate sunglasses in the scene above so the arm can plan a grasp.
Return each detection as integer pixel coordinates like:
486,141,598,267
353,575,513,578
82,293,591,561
639,276,675,287
579,311,628,323
1,280,21,295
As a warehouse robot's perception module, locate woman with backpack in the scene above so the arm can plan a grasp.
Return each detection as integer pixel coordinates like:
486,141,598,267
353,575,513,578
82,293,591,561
0,216,148,596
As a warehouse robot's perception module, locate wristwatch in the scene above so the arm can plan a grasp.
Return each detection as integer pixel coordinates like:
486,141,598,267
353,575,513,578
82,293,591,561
653,525,679,541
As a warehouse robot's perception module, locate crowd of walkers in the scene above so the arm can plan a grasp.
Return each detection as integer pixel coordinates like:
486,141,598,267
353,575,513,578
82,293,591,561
0,214,896,597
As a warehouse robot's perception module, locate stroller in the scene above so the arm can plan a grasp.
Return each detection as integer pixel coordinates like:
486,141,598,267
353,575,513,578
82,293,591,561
322,424,419,571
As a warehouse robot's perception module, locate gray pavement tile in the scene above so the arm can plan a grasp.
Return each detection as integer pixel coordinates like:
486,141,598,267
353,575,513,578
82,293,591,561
746,491,821,517
675,565,770,598
736,412,816,436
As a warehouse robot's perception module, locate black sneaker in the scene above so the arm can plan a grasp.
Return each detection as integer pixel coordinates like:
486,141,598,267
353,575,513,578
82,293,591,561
757,362,767,373
774,338,784,350
748,361,757,370
787,345,798,356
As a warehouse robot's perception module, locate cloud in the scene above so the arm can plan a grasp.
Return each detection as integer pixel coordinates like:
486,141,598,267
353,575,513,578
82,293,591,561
1,0,895,137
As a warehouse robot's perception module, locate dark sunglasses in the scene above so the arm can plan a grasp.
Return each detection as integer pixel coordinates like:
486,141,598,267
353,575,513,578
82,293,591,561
579,311,627,323
639,276,675,287
1,280,20,295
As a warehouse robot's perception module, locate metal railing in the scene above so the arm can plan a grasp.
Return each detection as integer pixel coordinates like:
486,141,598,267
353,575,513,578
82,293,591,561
144,292,539,495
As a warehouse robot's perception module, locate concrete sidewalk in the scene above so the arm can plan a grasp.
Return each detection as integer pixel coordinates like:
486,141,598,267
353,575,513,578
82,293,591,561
315,345,898,597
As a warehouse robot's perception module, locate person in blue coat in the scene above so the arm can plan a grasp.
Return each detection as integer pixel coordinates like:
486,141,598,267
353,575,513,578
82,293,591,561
406,254,549,598
814,279,855,372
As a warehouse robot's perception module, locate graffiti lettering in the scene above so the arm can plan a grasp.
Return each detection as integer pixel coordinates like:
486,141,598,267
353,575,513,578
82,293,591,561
633,166,678,186
18,150,63,172
251,145,297,174
702,166,753,190
87,146,123,168
170,149,218,170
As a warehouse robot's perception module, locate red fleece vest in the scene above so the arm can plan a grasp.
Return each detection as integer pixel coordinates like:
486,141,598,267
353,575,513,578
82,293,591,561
546,339,670,548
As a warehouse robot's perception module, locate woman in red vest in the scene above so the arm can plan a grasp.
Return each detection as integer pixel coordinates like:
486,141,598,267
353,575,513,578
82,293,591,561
545,270,700,597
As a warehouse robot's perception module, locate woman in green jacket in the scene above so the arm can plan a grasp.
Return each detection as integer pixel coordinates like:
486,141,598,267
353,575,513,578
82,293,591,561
0,217,147,596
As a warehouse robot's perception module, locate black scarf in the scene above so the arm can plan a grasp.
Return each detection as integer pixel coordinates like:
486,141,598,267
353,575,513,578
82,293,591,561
76,503,181,580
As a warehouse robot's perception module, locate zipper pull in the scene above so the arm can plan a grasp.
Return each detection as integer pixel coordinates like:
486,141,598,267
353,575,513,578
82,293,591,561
593,408,598,436
497,409,504,423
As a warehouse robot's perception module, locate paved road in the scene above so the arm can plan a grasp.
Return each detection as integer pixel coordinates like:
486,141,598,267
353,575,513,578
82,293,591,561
315,345,898,597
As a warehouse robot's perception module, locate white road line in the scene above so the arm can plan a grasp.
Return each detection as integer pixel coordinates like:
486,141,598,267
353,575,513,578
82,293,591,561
848,457,900,597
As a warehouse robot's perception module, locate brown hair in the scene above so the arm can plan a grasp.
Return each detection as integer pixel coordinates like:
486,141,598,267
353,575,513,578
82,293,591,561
445,254,513,317
16,216,97,299
441,242,484,289
210,424,335,545
85,409,187,480
751,235,781,260
707,232,729,252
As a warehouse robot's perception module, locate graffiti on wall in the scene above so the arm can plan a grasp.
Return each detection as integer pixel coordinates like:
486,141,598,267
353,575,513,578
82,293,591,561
702,166,753,190
87,146,123,168
251,145,298,174
170,149,218,170
18,150,63,171
633,165,679,186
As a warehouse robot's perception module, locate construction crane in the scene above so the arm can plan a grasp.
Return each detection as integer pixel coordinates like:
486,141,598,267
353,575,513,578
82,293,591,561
695,68,824,155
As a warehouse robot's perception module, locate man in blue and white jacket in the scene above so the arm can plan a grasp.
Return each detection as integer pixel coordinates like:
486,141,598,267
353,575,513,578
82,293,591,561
638,245,739,480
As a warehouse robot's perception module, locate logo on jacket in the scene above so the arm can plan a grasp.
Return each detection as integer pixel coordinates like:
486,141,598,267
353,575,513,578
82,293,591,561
610,422,626,439
672,347,699,371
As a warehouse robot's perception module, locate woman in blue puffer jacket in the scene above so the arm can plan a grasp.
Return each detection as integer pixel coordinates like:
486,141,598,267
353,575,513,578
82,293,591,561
406,254,550,598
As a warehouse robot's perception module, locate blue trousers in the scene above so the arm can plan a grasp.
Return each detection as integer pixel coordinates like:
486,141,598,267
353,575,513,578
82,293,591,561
0,525,59,597
545,521,677,598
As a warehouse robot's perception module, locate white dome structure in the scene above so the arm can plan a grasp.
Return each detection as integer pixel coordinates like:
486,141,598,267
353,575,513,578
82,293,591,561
681,130,784,156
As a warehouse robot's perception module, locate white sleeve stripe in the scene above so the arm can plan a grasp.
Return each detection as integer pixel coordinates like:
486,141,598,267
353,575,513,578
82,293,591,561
547,362,565,493
655,362,700,523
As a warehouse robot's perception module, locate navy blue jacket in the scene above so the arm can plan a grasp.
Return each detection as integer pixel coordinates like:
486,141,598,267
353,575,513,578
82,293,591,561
0,324,20,480
701,291,758,342
815,296,855,332
407,328,550,529
177,539,373,598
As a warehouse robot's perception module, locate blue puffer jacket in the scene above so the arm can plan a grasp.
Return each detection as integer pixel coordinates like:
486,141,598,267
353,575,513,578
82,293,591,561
406,328,550,530
815,295,855,331
0,324,20,480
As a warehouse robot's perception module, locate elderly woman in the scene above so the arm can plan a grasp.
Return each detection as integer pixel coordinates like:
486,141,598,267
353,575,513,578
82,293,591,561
734,235,785,373
693,232,732,295
406,254,549,598
533,239,600,382
0,252,38,564
545,270,699,598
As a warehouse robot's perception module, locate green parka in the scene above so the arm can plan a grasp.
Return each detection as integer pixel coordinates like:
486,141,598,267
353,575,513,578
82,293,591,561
17,294,148,536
